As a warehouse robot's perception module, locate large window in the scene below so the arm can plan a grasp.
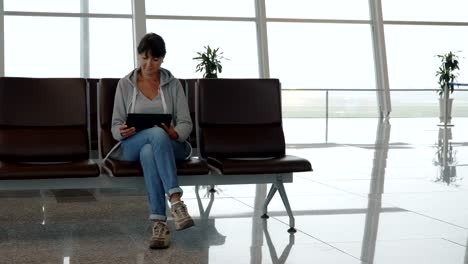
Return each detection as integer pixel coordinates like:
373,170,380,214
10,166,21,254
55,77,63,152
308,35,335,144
385,25,468,90
382,0,468,22
265,0,376,118
3,0,134,78
146,20,259,79
89,18,134,78
385,25,468,117
89,0,131,14
269,22,376,118
266,0,370,20
5,0,132,14
2,0,468,117
4,0,80,13
4,16,81,77
268,22,375,89
145,0,255,17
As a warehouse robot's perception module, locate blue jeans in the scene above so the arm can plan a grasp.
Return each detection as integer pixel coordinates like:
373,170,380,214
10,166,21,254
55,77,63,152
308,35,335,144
121,127,190,221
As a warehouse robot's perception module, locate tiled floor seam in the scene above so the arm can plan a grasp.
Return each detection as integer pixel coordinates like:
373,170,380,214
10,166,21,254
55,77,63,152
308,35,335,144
441,238,467,248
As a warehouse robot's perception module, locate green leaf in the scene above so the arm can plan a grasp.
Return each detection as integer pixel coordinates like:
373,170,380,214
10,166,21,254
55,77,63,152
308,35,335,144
192,45,228,78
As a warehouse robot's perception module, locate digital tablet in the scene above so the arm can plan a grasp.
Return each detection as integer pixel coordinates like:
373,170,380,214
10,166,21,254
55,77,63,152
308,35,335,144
126,113,172,131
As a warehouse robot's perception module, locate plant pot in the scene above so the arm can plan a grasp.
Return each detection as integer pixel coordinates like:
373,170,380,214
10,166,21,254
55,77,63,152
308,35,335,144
439,97,454,123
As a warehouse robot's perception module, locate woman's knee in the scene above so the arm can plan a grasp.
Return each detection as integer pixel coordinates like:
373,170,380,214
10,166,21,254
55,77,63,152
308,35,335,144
146,127,171,145
139,144,153,162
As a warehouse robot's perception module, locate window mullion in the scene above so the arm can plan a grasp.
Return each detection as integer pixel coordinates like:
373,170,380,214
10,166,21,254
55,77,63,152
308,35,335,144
80,0,90,78
131,0,146,68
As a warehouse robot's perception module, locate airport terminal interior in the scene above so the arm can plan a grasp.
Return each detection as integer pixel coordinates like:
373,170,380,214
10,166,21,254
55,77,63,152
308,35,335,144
1,0,468,263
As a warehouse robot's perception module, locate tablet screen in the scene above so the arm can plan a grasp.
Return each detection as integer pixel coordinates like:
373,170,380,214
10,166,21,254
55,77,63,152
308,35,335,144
126,113,172,131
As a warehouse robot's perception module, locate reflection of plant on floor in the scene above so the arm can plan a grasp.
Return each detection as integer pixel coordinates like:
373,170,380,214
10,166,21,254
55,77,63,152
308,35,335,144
432,138,461,186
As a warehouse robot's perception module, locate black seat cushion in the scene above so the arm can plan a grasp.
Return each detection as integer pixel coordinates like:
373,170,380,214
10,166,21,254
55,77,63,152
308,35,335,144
0,160,100,180
208,155,312,175
105,157,209,177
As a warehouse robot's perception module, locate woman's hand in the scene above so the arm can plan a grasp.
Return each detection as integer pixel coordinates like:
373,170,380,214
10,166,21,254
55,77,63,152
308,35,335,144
120,122,136,139
160,123,179,140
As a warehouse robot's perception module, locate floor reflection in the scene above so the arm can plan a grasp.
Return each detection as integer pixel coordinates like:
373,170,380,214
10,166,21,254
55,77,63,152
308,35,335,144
193,183,297,264
262,220,294,264
360,118,390,264
434,127,461,186
194,185,226,248
465,238,468,264
247,184,298,264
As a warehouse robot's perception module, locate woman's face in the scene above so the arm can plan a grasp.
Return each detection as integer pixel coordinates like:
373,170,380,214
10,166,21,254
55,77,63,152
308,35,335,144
138,52,164,76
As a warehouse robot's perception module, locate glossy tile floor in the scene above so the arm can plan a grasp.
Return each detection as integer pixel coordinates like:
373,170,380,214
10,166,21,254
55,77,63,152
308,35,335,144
1,118,467,264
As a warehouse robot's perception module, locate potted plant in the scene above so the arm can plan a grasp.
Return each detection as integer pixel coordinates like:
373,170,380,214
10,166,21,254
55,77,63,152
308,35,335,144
193,45,227,78
435,51,461,123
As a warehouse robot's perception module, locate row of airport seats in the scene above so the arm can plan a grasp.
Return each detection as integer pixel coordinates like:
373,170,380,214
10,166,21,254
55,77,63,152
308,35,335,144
0,77,312,232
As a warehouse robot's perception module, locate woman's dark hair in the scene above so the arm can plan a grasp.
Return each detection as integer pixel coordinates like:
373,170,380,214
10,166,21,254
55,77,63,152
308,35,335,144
137,33,166,58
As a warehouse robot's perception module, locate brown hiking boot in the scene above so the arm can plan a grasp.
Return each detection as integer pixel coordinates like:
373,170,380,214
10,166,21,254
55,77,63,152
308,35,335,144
171,201,194,231
149,221,170,249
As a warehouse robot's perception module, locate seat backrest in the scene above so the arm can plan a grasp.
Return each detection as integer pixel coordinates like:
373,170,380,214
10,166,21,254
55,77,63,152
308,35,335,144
98,78,120,158
184,78,198,148
87,78,99,151
197,78,285,158
0,77,90,162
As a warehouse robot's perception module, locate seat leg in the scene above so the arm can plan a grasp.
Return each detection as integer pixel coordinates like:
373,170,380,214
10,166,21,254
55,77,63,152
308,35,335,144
262,184,278,219
209,184,216,193
276,181,296,233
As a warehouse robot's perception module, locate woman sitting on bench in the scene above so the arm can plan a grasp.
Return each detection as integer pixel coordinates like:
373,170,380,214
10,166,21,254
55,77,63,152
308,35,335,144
110,33,194,249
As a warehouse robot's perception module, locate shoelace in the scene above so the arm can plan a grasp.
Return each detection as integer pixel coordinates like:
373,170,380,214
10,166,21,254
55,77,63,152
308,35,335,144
173,203,187,217
153,223,167,237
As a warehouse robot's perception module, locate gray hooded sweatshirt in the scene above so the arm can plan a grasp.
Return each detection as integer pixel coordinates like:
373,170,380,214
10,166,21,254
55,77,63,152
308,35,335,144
109,67,192,159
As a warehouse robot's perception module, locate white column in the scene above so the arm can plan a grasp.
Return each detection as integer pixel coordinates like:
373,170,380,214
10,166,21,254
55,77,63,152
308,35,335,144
254,0,270,78
369,0,391,117
80,0,90,78
131,0,147,68
0,0,5,76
